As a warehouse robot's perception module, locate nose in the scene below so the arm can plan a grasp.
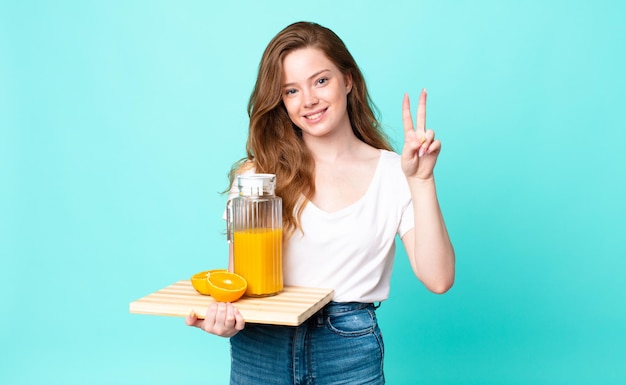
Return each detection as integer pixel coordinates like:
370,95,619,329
302,89,319,108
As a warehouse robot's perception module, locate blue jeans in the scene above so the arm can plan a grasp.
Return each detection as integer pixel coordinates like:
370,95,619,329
230,302,385,385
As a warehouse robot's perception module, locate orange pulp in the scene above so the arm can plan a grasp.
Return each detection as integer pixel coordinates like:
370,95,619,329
207,271,247,302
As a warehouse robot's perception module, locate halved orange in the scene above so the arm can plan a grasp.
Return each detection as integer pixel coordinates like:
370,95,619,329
190,269,227,295
207,271,247,302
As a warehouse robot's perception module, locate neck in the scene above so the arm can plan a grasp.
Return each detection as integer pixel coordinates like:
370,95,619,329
303,128,364,163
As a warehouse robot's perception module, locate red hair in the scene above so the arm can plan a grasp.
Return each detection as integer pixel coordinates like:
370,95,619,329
229,22,391,237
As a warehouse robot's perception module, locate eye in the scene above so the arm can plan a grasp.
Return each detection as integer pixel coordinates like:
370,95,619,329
284,88,297,96
316,77,328,86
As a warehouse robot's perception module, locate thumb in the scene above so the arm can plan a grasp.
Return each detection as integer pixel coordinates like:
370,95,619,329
185,310,199,327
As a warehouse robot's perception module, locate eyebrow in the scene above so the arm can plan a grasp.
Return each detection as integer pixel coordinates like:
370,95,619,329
282,69,331,88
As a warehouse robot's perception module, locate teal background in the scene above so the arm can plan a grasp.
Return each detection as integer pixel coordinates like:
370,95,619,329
2,0,625,384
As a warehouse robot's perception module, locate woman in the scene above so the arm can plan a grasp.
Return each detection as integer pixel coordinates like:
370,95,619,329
187,21,455,384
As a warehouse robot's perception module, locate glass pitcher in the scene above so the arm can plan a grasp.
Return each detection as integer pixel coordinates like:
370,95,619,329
227,174,283,297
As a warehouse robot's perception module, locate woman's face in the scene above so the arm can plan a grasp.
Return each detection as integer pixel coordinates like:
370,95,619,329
281,47,352,140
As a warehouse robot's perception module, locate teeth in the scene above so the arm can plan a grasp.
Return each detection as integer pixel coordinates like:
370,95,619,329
305,111,323,120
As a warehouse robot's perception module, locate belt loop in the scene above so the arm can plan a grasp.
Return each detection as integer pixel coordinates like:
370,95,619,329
316,308,324,326
373,302,381,309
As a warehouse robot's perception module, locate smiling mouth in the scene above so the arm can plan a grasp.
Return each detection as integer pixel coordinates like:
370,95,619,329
304,108,327,120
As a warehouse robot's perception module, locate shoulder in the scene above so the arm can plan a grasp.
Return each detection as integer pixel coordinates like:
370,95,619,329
376,150,410,192
378,149,402,168
227,160,256,197
235,160,256,175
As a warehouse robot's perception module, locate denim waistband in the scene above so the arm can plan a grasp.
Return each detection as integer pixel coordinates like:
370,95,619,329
321,301,375,316
305,302,376,328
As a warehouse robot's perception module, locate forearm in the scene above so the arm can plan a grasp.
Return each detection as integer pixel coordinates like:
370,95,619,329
407,176,455,293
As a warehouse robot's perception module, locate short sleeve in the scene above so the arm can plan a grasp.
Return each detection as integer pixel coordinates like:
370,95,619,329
398,200,415,237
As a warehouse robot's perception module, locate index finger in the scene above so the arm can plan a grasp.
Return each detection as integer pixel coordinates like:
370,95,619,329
416,88,427,134
402,93,415,134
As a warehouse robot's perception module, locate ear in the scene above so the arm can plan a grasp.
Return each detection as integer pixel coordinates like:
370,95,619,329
344,72,353,94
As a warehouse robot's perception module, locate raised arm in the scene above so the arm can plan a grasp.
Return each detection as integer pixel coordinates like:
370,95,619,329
400,89,455,294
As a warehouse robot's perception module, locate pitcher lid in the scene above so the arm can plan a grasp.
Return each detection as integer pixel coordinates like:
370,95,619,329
237,174,276,196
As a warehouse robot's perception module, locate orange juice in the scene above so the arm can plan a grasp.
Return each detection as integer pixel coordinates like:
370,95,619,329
233,227,283,297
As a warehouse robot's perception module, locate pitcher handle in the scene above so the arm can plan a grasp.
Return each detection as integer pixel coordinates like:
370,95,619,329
226,199,233,243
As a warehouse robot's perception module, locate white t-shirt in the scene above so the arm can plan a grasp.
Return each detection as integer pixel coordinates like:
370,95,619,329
227,150,414,303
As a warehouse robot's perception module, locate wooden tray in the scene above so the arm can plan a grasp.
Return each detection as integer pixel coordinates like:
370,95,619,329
129,280,334,326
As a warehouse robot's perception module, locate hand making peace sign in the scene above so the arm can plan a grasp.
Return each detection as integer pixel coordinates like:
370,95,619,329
401,89,441,180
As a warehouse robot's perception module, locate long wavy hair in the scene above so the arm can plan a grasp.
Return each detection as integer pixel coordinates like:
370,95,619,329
229,21,392,238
